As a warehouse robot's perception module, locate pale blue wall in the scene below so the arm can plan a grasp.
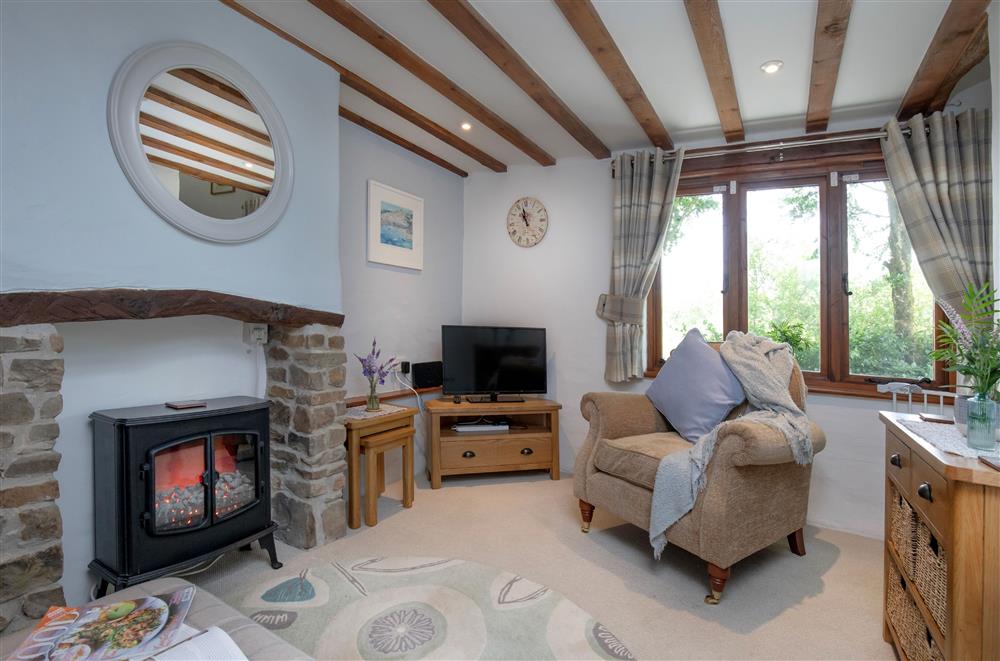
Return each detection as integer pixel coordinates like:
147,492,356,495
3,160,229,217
0,0,342,313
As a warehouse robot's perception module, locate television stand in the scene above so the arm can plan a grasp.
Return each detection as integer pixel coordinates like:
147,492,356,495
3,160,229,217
425,397,562,488
465,394,524,404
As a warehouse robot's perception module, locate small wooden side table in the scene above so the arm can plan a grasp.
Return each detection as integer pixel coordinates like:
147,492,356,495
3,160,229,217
343,405,417,528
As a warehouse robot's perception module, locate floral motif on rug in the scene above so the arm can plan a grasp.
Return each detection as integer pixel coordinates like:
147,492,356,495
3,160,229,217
226,556,636,660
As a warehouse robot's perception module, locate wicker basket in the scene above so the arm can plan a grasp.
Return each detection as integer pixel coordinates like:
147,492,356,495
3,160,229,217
914,520,949,637
889,484,918,576
887,560,945,661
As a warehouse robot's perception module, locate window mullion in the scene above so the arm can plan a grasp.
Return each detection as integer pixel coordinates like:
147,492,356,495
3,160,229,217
827,175,849,383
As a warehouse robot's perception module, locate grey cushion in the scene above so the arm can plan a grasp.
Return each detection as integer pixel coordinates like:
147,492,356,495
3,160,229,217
646,328,744,441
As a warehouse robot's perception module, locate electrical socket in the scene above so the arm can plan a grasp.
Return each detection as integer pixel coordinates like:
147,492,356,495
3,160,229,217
243,323,268,345
393,357,408,373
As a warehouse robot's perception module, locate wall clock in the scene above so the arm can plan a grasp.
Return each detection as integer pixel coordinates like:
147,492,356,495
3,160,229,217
506,197,548,247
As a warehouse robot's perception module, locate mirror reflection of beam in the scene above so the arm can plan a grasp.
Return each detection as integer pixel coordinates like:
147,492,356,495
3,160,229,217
167,68,256,112
143,87,272,146
145,153,270,197
139,113,274,170
141,135,274,184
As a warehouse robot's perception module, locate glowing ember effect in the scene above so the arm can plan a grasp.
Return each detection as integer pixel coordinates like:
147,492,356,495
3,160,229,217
154,471,255,531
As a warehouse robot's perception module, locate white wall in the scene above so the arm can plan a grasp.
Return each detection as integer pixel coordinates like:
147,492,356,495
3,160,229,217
461,157,902,540
0,0,342,313
339,119,465,481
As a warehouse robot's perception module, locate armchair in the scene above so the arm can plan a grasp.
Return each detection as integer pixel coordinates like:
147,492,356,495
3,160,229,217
575,362,826,603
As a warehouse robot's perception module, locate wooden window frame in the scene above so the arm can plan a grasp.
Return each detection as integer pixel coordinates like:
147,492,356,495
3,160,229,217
646,155,952,400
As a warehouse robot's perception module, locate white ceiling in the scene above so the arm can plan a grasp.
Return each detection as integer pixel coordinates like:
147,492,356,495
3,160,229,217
235,0,977,175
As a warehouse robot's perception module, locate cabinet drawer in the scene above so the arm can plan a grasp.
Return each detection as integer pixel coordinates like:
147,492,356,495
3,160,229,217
496,436,551,465
441,439,496,469
885,432,911,491
909,453,949,539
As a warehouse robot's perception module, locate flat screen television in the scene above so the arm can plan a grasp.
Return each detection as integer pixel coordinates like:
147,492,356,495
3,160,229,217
441,325,546,399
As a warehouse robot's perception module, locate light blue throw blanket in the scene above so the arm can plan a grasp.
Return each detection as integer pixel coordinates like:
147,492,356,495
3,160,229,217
649,331,815,558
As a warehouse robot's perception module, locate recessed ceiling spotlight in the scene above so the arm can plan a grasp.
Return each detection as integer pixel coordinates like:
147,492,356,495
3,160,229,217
460,122,472,131
244,162,254,169
760,60,784,75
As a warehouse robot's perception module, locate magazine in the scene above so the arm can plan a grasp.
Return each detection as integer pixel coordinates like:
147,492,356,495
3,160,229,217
150,627,246,661
7,586,195,661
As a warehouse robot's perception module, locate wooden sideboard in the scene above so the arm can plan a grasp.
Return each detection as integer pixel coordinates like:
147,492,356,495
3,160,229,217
879,412,1000,661
424,398,561,488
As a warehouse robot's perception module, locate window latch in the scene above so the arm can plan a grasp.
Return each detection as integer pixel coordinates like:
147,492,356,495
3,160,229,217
721,274,729,295
842,273,852,296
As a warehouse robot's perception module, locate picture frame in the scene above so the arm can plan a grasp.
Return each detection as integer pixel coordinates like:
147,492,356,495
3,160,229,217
367,180,424,270
210,182,235,195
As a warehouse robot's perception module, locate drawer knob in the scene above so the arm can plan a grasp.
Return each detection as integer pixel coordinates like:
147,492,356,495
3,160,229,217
462,450,476,459
520,447,534,456
917,482,933,502
889,453,902,468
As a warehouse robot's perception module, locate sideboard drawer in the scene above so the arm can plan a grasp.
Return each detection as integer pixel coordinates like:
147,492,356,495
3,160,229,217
885,432,911,491
440,438,497,469
909,454,949,539
496,436,551,466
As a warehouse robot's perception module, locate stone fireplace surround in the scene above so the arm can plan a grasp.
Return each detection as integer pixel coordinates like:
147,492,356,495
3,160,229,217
0,289,349,633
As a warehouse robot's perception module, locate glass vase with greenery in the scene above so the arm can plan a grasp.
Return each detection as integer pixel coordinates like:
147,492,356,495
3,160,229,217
929,283,1000,451
355,338,396,412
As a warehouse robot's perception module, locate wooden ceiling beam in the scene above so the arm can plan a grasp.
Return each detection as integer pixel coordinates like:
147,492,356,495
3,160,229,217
145,153,270,196
683,0,745,143
805,0,853,134
308,0,554,167
168,68,256,112
339,107,468,177
429,0,609,159
897,0,991,119
928,13,989,112
144,87,271,146
553,0,672,150
141,134,274,184
139,112,274,169
218,0,507,172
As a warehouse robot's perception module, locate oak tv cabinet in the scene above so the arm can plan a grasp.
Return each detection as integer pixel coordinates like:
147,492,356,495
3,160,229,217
424,398,561,488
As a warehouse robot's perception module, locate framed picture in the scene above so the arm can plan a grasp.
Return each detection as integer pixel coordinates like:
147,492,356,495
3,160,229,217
210,182,236,195
367,180,423,270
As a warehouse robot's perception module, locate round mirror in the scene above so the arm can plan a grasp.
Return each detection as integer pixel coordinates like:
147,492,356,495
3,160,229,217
109,43,293,242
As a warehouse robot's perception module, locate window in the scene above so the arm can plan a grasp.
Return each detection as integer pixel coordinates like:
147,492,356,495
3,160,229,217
646,161,947,397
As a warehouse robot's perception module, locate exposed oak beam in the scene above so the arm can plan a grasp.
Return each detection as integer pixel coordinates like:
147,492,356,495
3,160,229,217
897,0,991,119
683,0,745,143
168,68,256,112
145,153,270,196
141,135,274,184
339,107,468,177
218,0,507,172
139,112,274,169
144,87,272,146
929,13,989,112
805,0,853,133
553,0,672,150
308,0,555,166
429,0,609,159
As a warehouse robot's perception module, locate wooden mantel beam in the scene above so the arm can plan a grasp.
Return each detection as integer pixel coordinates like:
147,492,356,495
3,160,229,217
683,0,745,143
309,0,556,167
897,0,991,119
553,0,673,150
339,107,468,177
429,0,609,159
805,0,853,133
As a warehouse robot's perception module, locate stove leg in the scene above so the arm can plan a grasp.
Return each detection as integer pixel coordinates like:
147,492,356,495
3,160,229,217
239,543,253,552
260,532,282,570
95,578,110,598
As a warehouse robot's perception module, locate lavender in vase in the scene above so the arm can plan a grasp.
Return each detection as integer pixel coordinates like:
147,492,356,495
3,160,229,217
356,338,396,412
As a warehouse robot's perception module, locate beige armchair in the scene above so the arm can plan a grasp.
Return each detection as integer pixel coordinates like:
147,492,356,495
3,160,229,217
575,362,826,603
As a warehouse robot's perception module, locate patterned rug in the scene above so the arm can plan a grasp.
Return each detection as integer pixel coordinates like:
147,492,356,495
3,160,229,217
228,556,635,660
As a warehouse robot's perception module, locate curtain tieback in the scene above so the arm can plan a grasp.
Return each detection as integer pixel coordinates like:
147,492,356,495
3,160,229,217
596,293,645,324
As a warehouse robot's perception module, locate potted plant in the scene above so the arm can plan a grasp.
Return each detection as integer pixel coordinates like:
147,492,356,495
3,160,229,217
355,338,396,412
930,283,1000,451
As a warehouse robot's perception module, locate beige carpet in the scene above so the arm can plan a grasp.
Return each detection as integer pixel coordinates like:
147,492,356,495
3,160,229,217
192,472,893,660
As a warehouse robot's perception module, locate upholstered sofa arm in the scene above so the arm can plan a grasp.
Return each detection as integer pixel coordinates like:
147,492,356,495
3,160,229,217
580,392,671,440
715,418,827,467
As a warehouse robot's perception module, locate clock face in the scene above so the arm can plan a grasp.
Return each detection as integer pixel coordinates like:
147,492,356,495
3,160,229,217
506,197,548,247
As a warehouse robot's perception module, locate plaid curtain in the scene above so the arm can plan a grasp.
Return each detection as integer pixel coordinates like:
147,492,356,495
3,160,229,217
598,147,684,382
881,110,992,310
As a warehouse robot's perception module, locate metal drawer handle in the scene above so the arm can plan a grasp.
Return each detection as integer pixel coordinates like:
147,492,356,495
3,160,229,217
462,450,476,459
889,453,902,468
917,482,933,502
520,447,533,456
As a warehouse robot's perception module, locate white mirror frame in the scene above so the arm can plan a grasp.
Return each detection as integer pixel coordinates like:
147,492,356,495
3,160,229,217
108,42,294,243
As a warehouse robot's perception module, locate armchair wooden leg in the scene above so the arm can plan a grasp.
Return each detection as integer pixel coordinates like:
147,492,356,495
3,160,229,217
578,500,595,533
787,528,806,556
705,563,731,605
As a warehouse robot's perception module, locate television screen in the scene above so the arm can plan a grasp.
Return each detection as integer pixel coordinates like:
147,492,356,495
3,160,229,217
441,326,547,395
